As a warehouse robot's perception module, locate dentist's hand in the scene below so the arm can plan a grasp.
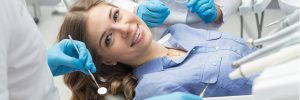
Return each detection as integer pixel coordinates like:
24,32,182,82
146,92,203,100
47,39,96,76
137,0,170,28
187,0,218,23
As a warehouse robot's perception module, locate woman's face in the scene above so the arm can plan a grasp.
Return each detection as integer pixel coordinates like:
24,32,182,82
86,4,153,66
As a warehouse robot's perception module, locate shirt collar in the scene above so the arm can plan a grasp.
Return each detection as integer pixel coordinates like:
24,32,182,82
133,48,199,80
133,57,164,79
133,33,199,80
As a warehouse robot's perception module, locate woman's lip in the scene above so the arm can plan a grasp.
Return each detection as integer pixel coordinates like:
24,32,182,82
131,25,143,47
135,26,143,45
131,25,139,47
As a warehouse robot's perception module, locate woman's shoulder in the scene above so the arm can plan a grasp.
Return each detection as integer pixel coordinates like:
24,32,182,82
134,73,185,99
163,24,214,39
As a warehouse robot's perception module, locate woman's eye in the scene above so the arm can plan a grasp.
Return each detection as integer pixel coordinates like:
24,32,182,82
105,33,112,46
113,10,119,22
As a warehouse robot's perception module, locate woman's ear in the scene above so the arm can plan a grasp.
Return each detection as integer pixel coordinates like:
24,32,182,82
102,59,117,65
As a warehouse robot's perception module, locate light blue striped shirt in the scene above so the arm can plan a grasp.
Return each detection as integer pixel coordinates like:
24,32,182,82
133,24,256,100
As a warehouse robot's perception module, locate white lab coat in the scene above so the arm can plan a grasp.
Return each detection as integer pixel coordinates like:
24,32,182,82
108,0,241,40
0,0,60,100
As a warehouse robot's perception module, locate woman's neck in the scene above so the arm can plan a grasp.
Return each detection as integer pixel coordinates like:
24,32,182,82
147,40,169,59
132,40,168,67
132,40,187,67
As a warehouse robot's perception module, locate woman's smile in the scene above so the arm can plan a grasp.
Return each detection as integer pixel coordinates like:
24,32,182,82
131,24,144,47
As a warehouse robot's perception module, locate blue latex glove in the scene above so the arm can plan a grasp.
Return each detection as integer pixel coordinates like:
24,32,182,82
146,92,203,100
137,0,170,28
47,39,96,76
187,0,218,23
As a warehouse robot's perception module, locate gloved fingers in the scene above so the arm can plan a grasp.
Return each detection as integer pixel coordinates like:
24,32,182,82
187,0,198,8
75,41,88,61
73,40,87,54
75,62,92,75
58,54,85,70
201,9,217,23
84,52,97,73
191,0,209,13
137,4,145,18
195,2,211,13
142,11,169,23
137,3,169,22
60,39,74,50
61,39,79,57
199,0,209,6
202,8,216,16
142,15,161,23
72,41,97,74
145,21,161,28
143,8,169,18
144,1,169,13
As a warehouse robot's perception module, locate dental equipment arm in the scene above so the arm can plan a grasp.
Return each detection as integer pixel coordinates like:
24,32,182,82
265,10,300,28
252,10,300,46
230,43,300,79
232,33,300,68
252,23,300,46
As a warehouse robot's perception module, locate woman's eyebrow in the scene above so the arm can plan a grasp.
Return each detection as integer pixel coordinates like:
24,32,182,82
109,8,112,20
98,8,113,48
98,31,105,48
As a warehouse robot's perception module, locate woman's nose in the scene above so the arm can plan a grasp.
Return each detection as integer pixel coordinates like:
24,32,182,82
112,24,129,38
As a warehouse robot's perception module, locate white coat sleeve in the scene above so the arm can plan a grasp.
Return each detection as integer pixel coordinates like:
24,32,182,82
0,1,10,100
107,0,138,13
215,0,241,22
0,0,60,100
0,22,9,100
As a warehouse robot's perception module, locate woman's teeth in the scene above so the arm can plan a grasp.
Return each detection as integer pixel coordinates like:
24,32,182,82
131,26,141,47
134,28,140,42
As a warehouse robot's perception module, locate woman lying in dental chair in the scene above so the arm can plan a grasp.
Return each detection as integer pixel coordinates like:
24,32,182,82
58,0,256,99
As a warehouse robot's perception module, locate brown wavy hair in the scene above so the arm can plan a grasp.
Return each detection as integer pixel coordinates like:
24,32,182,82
57,0,137,99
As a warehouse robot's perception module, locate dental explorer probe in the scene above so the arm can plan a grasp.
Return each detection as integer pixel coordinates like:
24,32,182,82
68,35,107,95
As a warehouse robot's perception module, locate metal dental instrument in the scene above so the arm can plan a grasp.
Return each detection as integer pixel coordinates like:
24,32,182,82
264,17,285,28
68,35,107,95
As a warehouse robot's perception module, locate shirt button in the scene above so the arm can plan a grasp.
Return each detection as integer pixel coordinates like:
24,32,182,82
215,46,219,50
191,48,196,53
236,49,241,53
